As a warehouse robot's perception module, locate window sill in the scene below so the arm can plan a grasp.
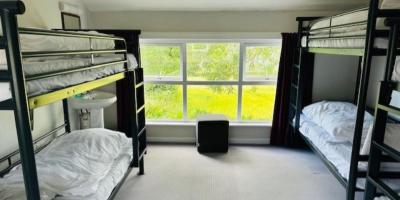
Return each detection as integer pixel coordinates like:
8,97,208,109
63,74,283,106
146,121,272,127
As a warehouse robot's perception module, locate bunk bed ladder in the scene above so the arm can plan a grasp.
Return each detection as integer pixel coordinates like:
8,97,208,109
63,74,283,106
289,19,305,132
134,67,146,175
289,18,317,136
0,2,41,200
364,18,400,200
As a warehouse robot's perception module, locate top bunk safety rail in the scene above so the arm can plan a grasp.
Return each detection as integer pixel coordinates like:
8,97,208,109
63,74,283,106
297,2,400,54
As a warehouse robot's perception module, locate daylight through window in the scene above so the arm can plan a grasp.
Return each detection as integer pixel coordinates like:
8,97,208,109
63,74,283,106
141,40,281,122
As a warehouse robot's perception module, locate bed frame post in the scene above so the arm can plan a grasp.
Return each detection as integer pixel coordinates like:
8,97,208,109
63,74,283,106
353,57,363,104
364,18,400,200
62,99,71,132
347,0,380,199
0,1,41,200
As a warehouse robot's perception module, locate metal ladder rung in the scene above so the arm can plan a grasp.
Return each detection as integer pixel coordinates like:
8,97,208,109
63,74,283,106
372,141,400,162
367,176,400,200
0,99,14,110
136,105,145,114
138,127,146,137
377,104,400,116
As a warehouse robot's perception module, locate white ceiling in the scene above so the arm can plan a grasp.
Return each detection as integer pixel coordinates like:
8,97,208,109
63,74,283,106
82,0,369,12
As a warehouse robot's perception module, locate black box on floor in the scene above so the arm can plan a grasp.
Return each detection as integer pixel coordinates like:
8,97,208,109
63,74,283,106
196,114,229,153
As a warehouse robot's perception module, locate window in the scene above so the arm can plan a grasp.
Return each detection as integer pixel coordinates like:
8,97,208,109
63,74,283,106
141,45,181,81
187,43,239,81
187,85,238,119
141,40,281,122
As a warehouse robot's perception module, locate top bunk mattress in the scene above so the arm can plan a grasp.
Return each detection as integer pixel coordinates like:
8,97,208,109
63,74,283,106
303,0,400,49
0,30,117,65
310,0,400,31
301,36,389,49
0,54,138,101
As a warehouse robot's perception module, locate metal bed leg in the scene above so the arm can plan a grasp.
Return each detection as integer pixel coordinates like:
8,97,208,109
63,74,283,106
62,99,71,133
138,158,144,175
1,3,41,200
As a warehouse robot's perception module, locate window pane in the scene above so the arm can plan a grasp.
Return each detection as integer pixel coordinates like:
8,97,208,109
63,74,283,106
242,85,276,121
187,43,239,81
141,45,181,80
187,85,237,119
145,84,183,120
245,46,281,81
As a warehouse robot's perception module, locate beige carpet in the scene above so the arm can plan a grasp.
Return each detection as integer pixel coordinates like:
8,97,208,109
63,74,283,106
115,144,361,200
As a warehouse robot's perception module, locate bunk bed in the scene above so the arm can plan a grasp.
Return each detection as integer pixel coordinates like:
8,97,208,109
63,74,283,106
289,0,400,199
364,18,400,200
0,1,146,200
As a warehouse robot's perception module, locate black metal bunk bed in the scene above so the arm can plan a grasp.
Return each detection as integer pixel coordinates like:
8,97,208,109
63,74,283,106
289,0,400,199
0,1,146,200
364,18,400,200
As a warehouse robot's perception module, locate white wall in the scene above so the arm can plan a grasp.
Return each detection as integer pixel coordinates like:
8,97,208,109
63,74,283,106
0,0,90,157
88,10,340,34
312,55,360,102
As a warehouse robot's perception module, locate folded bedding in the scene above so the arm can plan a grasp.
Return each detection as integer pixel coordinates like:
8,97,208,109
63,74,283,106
0,128,133,200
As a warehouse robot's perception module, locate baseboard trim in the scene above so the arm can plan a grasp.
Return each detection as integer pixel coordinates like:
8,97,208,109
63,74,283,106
148,137,270,145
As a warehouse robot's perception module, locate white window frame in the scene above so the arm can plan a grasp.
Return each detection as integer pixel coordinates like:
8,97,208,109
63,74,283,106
141,39,281,123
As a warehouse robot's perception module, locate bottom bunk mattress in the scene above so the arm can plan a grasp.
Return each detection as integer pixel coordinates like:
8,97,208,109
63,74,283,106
0,128,133,200
0,54,138,102
298,114,400,190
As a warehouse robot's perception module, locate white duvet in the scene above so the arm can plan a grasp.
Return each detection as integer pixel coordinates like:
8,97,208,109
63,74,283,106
299,115,400,190
0,128,133,200
302,101,374,143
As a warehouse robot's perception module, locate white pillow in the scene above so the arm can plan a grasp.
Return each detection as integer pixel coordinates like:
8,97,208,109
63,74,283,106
303,101,374,143
361,123,400,155
0,128,130,197
303,101,364,125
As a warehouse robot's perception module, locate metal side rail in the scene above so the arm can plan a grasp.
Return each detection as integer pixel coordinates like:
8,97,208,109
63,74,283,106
372,141,400,162
377,104,400,116
367,176,400,200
